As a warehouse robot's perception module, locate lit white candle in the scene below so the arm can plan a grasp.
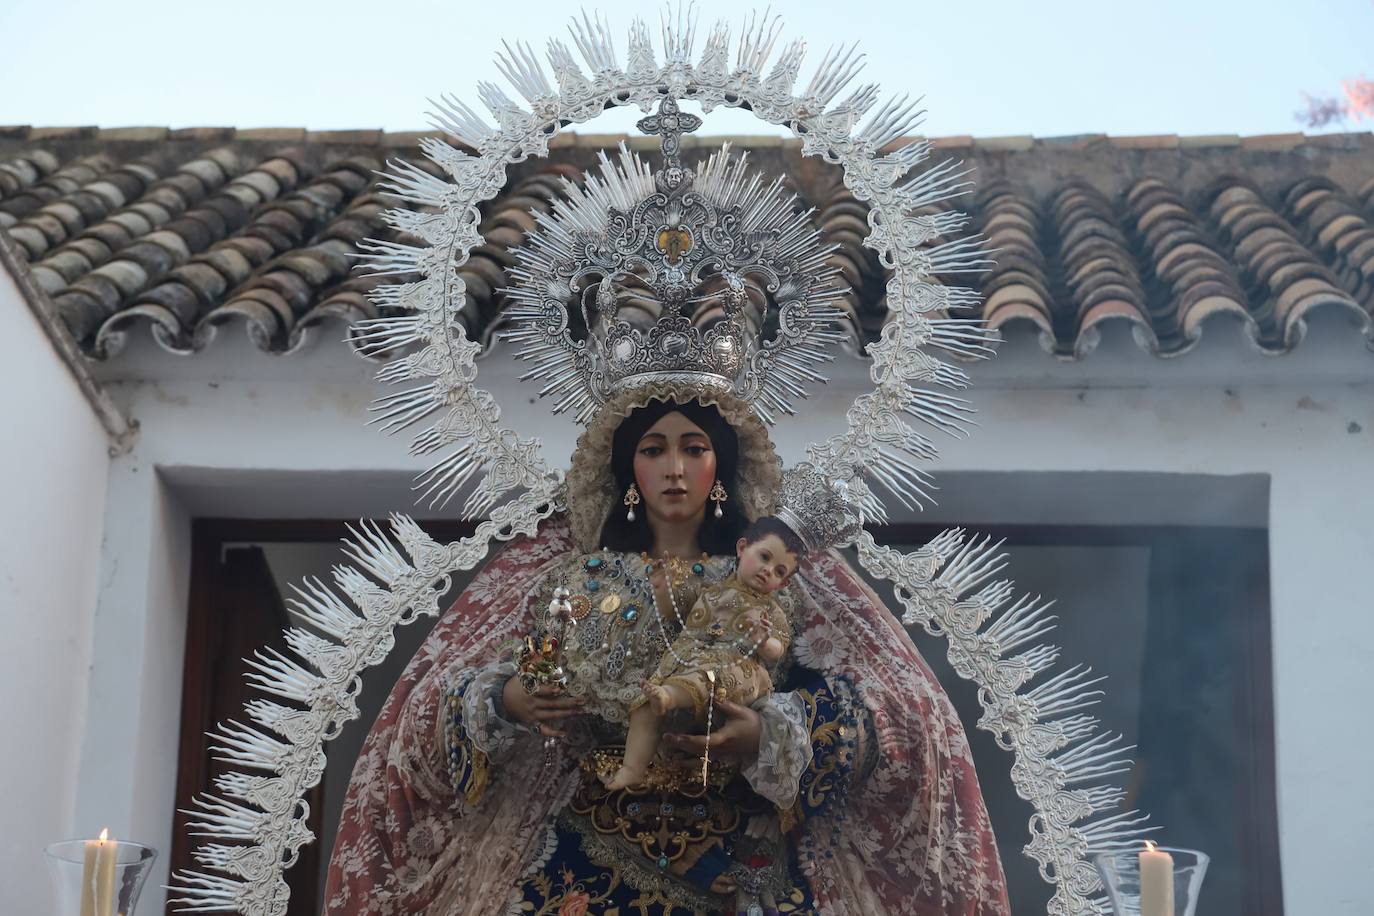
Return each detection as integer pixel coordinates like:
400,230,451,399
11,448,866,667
1139,841,1174,916
79,829,118,916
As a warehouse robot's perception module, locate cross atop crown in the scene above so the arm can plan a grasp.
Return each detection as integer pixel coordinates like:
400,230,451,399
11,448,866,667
636,97,701,171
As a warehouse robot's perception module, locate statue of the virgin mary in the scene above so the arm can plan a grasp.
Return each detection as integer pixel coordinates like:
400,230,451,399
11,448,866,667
171,17,1151,916
322,115,1009,914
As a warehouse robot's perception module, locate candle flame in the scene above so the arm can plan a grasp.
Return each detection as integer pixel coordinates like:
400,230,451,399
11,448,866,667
1144,840,1156,852
98,828,109,842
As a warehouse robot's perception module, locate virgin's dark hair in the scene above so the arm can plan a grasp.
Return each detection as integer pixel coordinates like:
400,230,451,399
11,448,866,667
598,399,748,556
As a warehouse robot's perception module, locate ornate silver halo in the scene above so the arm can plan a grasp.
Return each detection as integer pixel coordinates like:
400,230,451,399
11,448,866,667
167,12,1153,915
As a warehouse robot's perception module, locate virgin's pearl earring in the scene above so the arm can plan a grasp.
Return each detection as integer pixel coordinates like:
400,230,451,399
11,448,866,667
624,482,641,522
709,479,728,518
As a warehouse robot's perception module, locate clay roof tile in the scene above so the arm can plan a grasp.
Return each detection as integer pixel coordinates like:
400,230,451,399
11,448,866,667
1,129,1367,360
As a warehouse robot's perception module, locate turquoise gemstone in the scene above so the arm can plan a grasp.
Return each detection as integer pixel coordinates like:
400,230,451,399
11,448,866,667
691,562,704,575
621,606,639,622
657,855,669,869
585,556,604,571
587,579,600,592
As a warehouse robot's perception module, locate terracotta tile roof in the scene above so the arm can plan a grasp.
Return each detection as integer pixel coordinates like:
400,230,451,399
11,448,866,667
1,126,1372,361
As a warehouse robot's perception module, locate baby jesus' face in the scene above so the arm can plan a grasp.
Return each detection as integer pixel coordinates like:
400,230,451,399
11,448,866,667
735,532,799,593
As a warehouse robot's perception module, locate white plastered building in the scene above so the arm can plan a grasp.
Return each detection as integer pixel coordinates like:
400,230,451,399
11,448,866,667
1,128,1371,915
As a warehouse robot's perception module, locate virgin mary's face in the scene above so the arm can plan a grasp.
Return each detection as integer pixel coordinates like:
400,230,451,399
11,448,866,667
633,411,718,528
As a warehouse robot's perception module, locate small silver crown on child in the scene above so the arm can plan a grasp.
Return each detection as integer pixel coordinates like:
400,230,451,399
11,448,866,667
503,97,849,425
775,462,865,552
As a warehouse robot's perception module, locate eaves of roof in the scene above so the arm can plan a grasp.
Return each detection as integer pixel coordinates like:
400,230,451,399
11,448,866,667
0,224,135,448
1,125,1372,364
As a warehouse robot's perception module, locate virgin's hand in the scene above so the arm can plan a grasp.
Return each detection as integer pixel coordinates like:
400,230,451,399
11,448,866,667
662,698,761,762
501,677,584,738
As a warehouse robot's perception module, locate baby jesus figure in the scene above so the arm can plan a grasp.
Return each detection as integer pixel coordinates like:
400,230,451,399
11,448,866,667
605,517,803,791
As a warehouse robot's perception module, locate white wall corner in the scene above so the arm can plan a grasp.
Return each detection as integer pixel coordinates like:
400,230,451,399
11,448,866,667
71,464,192,915
0,228,116,912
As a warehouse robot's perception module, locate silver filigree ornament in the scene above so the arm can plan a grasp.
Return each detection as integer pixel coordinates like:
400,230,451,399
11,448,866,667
169,11,1153,916
774,463,864,553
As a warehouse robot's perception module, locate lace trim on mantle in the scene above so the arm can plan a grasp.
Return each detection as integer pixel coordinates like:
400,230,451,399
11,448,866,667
743,691,814,809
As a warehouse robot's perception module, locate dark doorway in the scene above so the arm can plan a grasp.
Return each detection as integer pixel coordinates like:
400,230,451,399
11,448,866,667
169,518,473,916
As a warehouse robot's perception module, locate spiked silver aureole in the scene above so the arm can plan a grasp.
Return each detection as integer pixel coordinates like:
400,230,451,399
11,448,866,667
168,11,1152,915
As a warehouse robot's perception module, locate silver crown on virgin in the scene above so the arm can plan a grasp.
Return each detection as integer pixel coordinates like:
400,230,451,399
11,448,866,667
502,97,849,425
774,462,865,553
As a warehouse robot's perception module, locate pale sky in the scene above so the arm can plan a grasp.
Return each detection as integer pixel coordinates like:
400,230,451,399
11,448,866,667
1,0,1371,138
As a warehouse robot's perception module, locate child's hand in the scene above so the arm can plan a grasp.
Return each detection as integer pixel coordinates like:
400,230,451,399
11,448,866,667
757,635,785,663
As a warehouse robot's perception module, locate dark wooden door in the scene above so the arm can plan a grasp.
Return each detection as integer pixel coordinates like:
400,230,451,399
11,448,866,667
169,542,323,915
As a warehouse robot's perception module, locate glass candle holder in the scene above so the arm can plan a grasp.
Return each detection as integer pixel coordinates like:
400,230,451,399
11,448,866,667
45,838,157,916
1092,846,1209,916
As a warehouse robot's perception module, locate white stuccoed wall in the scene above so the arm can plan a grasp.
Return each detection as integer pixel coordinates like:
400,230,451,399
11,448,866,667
0,271,112,912
74,309,1373,915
